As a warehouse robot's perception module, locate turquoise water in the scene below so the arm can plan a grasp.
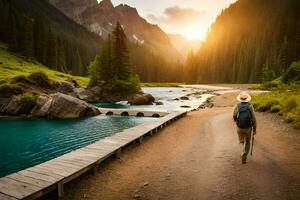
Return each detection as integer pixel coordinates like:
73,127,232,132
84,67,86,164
0,116,155,177
94,102,130,109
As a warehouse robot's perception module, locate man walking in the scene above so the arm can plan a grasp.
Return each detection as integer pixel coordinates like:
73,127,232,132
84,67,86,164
233,91,257,164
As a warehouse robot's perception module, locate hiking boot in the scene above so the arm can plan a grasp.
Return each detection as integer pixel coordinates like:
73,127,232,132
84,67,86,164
240,153,247,164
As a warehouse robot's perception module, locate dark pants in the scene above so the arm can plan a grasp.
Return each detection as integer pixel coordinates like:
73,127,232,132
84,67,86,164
237,127,252,156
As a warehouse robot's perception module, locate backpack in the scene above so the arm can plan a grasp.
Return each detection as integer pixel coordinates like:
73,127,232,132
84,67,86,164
236,103,252,128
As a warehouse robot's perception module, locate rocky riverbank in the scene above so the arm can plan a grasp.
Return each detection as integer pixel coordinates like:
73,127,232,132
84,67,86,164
0,72,155,119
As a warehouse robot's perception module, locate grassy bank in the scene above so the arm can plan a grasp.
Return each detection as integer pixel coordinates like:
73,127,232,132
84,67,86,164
0,43,89,86
251,83,300,129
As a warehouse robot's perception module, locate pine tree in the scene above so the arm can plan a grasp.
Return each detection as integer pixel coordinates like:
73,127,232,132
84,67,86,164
89,54,102,86
19,17,34,58
7,14,18,51
261,63,276,83
89,22,140,93
112,22,132,81
34,17,47,64
74,48,84,75
100,34,113,81
46,28,58,69
57,38,67,72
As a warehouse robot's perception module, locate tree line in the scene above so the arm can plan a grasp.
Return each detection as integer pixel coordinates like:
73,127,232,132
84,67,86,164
0,0,102,76
184,0,300,83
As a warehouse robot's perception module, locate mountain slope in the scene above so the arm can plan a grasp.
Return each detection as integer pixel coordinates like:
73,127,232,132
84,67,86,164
185,0,300,83
0,0,103,74
168,34,200,59
48,0,181,61
0,43,89,86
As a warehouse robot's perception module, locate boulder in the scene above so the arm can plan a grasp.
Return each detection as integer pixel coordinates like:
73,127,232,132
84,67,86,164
155,101,164,105
57,81,75,94
2,95,36,115
74,87,100,102
180,96,189,100
0,97,11,113
70,86,102,102
85,104,101,117
180,105,191,108
31,95,53,117
1,96,21,115
90,86,102,96
144,93,155,103
129,93,155,105
48,93,100,119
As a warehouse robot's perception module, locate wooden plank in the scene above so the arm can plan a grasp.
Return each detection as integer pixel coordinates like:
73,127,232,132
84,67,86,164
0,177,40,199
75,149,108,158
50,158,88,168
40,161,79,173
61,152,100,162
18,169,61,183
84,146,116,155
0,193,18,200
86,142,118,150
44,161,82,172
7,173,52,188
58,157,93,166
29,165,71,178
69,150,101,158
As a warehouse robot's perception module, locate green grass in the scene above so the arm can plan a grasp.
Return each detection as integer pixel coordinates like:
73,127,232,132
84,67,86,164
0,43,89,86
252,89,300,129
141,82,183,87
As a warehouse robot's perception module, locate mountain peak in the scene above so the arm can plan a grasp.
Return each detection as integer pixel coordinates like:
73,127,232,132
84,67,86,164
115,4,139,17
98,0,114,9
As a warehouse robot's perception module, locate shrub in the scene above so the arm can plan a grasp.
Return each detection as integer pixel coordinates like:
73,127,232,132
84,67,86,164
0,83,24,97
108,75,140,94
284,113,296,123
284,97,298,112
282,61,300,83
256,99,280,112
28,72,53,88
0,80,7,85
11,75,31,84
270,105,281,113
18,92,38,113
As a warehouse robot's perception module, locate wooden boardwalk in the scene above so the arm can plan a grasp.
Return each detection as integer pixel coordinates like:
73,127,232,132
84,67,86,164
98,108,169,117
0,111,187,200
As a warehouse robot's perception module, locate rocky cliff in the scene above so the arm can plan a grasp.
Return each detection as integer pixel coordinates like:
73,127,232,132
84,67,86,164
49,0,181,61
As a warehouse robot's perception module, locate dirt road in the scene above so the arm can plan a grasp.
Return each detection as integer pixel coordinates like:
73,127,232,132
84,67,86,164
44,94,300,200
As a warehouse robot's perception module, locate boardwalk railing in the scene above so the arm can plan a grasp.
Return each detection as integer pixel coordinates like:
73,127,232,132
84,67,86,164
0,111,187,200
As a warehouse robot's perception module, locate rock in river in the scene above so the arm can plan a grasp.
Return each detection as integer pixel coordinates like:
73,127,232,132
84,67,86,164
38,93,100,119
129,93,155,105
31,95,53,117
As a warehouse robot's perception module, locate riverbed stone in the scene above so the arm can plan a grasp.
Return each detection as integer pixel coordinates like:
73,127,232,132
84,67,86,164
3,95,35,115
180,96,189,100
48,93,100,119
144,93,155,103
129,93,155,105
1,96,20,114
31,95,53,117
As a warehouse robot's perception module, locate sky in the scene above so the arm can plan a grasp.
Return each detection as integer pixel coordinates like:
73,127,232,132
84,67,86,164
108,0,237,40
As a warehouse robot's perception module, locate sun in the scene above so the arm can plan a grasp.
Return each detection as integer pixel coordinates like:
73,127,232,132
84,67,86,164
182,27,207,41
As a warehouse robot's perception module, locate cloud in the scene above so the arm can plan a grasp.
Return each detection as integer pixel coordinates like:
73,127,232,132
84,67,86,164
147,6,206,28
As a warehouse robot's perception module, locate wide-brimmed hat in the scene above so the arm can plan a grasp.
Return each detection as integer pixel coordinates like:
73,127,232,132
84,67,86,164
237,91,251,102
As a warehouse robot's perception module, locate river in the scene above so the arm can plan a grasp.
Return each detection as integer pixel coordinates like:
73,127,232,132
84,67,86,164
0,87,210,177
